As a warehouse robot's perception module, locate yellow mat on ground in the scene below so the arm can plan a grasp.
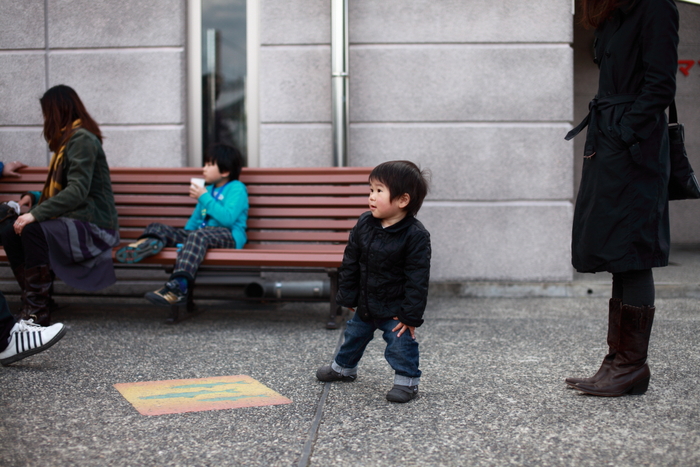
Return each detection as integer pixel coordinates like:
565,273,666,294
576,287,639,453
114,375,292,416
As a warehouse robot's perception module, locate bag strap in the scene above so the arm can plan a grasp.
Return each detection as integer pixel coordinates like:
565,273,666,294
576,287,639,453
669,99,678,125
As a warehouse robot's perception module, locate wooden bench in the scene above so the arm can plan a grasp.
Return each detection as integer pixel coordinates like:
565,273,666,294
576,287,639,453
0,166,372,327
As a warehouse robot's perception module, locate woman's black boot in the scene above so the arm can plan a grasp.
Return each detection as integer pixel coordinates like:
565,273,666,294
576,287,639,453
565,298,622,387
572,304,654,397
20,264,54,326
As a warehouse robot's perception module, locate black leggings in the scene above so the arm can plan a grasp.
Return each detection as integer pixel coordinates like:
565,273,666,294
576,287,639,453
0,219,49,269
611,269,655,308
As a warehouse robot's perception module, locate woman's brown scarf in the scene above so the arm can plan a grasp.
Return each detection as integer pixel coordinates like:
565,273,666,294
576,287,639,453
39,119,81,204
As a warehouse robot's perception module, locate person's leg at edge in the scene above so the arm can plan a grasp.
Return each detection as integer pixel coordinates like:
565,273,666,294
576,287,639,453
0,291,17,352
0,290,68,366
573,269,655,396
380,319,421,402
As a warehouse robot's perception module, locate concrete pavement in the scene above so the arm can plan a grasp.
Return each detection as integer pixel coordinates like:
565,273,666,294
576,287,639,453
1,250,699,466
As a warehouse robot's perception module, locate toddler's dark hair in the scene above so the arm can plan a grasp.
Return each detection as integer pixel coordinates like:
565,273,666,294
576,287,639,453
369,160,430,216
204,143,243,181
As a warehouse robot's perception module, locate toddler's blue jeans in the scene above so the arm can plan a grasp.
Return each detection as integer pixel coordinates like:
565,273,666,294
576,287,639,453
334,312,421,386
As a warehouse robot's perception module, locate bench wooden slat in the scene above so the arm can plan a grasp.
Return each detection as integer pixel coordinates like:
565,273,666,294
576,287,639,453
112,184,195,194
130,248,344,268
247,185,368,196
117,206,195,217
248,207,366,218
116,230,349,243
243,243,346,252
118,218,358,230
113,194,367,208
247,196,366,207
242,174,369,184
111,184,369,196
248,219,357,230
113,195,196,206
117,218,187,228
247,231,349,242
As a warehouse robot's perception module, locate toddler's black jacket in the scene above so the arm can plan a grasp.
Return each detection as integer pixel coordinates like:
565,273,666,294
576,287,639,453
336,212,431,327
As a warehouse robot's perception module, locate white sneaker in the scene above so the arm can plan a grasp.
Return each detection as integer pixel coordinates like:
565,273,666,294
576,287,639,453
0,319,67,366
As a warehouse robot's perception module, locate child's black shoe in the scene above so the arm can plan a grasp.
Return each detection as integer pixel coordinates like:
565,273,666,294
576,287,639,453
116,237,164,263
145,280,187,306
386,384,418,403
316,365,356,382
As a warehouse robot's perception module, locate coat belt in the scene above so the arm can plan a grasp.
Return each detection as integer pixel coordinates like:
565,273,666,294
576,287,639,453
565,94,639,157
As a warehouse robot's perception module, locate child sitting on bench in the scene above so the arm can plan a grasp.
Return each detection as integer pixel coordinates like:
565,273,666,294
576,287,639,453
116,144,248,306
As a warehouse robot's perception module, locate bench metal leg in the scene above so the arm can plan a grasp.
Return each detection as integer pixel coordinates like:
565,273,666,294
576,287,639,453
326,269,344,329
164,283,201,324
165,304,181,324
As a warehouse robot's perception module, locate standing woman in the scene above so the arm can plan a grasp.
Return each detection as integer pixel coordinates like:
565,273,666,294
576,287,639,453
565,0,678,396
0,85,120,326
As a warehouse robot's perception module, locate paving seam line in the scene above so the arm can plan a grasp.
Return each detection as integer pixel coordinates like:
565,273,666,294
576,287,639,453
297,321,347,467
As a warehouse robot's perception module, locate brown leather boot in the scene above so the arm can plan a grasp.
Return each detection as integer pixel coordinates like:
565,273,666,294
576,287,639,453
565,298,622,387
10,264,25,290
572,304,654,397
20,264,53,326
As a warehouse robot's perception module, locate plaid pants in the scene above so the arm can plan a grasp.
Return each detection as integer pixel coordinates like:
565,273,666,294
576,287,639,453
142,223,235,279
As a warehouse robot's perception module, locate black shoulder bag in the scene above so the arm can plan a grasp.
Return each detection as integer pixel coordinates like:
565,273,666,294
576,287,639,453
668,100,700,201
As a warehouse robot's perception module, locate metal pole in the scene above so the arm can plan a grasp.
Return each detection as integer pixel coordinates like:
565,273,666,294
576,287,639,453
206,28,218,148
331,0,349,167
186,0,203,166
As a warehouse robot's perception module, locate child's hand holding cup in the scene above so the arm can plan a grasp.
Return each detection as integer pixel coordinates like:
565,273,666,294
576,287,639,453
190,177,206,199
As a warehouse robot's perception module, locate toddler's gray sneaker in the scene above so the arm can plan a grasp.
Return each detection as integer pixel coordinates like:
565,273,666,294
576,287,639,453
316,365,356,382
386,384,418,403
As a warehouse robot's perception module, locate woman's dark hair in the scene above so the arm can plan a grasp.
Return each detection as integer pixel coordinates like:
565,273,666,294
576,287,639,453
580,0,631,29
204,143,243,181
40,85,102,152
369,160,430,217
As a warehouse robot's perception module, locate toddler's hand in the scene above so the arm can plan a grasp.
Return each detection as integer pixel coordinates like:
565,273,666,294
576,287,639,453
392,317,416,339
189,184,207,200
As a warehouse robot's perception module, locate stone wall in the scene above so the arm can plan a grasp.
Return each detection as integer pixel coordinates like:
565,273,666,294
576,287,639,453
259,0,575,281
0,0,187,167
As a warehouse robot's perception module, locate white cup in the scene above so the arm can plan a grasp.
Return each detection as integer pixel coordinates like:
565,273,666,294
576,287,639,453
191,177,205,188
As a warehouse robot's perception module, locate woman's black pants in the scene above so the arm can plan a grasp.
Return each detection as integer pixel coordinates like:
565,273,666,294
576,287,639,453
0,219,50,270
612,269,655,307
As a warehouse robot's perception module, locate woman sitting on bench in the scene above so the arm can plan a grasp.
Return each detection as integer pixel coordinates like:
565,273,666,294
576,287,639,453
0,85,120,326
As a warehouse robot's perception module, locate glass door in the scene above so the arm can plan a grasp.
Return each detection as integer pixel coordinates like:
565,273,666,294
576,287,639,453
202,0,247,160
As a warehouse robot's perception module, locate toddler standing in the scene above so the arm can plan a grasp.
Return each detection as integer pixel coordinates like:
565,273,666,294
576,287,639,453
316,160,431,403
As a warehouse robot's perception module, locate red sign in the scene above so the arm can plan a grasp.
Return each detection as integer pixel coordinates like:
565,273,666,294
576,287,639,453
678,60,697,77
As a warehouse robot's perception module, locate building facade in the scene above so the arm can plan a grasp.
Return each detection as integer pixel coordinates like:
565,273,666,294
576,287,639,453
0,0,698,284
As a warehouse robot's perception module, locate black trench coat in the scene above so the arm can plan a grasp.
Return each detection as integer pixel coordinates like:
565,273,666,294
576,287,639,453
567,0,679,273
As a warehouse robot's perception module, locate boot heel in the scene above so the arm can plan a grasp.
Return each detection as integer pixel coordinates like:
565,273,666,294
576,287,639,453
627,376,650,395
